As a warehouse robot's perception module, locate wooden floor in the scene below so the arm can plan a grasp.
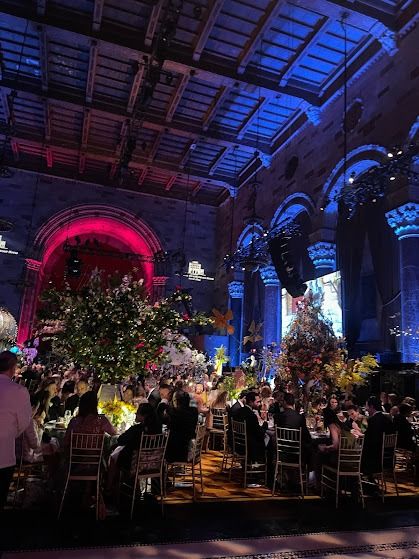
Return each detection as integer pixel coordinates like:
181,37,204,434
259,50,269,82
164,450,418,504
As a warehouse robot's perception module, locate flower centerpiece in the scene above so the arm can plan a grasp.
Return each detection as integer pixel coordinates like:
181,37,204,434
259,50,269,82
38,272,211,384
98,399,137,430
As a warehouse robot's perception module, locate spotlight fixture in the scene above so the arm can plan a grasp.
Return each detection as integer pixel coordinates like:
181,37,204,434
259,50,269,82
387,151,394,158
389,175,396,181
348,171,356,184
165,72,174,86
193,5,202,19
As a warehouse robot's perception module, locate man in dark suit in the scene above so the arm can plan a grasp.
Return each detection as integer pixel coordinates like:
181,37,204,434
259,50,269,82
145,376,162,409
229,390,248,418
234,392,266,462
277,393,313,466
361,395,394,476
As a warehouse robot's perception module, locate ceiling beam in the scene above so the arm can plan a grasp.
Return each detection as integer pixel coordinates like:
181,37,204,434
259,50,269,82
148,130,163,163
0,90,10,122
279,17,329,87
192,0,225,62
191,181,201,197
2,133,232,189
92,0,104,32
38,24,48,92
86,40,98,104
45,145,53,168
78,153,86,174
236,97,269,140
81,108,91,150
137,166,149,186
10,139,19,162
237,0,283,75
127,59,145,114
166,72,191,123
323,0,396,27
145,0,164,47
43,98,51,142
0,5,318,104
202,85,231,131
178,140,195,169
0,80,267,154
208,147,228,175
165,175,177,191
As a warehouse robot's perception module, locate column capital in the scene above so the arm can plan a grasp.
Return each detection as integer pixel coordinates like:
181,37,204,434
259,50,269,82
228,280,244,299
25,258,42,272
385,203,419,239
370,22,398,56
308,241,336,271
260,265,280,287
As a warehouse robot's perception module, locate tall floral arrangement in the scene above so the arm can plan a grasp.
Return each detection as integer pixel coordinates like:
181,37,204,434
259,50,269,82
39,272,210,383
275,292,341,396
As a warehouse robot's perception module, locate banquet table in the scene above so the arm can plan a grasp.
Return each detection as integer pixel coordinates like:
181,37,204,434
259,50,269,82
44,421,119,451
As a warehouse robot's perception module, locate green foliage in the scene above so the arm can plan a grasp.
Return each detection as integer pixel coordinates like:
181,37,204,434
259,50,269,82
39,272,210,383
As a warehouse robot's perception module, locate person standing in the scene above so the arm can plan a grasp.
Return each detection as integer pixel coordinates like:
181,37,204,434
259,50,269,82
0,351,32,509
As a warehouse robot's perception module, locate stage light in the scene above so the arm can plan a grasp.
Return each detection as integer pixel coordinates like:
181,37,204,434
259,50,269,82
372,198,377,203
348,172,356,184
165,72,174,86
397,149,403,155
390,176,396,181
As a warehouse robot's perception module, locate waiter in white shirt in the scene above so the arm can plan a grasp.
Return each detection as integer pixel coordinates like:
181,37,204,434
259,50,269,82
0,351,32,509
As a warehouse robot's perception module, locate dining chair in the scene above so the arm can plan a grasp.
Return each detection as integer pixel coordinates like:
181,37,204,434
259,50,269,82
58,432,105,520
375,433,398,502
230,419,266,488
168,424,206,501
272,427,306,498
207,408,227,450
321,435,365,509
119,432,169,519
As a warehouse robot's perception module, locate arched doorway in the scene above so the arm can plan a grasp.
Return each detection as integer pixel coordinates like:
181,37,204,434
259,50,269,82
18,205,164,344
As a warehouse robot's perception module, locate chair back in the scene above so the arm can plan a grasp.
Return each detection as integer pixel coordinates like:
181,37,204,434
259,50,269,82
275,427,302,466
190,424,206,465
382,433,397,471
337,435,364,474
231,419,247,458
69,432,105,476
131,432,169,478
211,408,226,430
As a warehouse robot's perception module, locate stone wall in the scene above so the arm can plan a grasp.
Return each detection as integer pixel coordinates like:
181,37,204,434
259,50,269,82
0,170,217,320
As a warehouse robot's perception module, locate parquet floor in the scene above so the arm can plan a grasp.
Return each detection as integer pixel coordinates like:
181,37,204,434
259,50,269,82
164,450,418,504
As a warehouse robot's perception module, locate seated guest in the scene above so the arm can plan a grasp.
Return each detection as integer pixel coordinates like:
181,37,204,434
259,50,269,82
64,391,116,446
269,390,284,425
156,383,173,424
361,396,394,476
322,395,340,428
346,405,368,434
393,403,416,452
380,391,391,413
115,403,161,470
390,405,400,418
278,393,312,444
229,390,247,418
166,391,198,463
145,377,162,408
19,398,60,466
207,390,228,429
33,379,61,422
121,385,135,404
65,379,89,414
234,392,266,463
260,385,273,420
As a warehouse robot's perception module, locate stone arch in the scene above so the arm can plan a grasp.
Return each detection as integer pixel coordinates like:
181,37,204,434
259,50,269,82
237,222,264,248
320,144,387,215
407,115,419,143
270,192,315,228
18,205,163,344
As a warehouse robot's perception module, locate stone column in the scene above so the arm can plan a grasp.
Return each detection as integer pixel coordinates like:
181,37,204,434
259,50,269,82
386,202,419,363
228,280,244,367
259,265,281,346
17,259,42,345
308,241,336,277
152,276,169,302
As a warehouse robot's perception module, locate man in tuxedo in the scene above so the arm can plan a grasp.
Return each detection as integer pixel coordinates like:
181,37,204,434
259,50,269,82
361,395,394,475
65,379,89,414
145,377,161,409
277,393,312,466
156,383,172,424
234,392,266,462
229,390,248,418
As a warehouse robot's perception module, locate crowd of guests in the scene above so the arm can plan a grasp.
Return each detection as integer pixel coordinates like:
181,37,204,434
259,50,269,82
1,349,418,512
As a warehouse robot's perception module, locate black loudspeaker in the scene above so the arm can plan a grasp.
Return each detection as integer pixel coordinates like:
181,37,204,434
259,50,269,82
268,235,307,297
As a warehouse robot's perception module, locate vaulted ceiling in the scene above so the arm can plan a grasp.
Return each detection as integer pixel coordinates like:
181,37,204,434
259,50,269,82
0,0,416,205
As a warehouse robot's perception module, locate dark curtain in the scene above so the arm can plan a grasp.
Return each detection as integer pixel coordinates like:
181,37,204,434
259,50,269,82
337,205,366,355
365,199,400,351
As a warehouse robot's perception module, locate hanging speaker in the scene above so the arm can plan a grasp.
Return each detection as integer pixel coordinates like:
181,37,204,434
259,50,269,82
268,235,307,297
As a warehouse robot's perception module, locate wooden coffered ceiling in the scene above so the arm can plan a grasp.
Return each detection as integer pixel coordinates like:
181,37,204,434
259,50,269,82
0,0,415,205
